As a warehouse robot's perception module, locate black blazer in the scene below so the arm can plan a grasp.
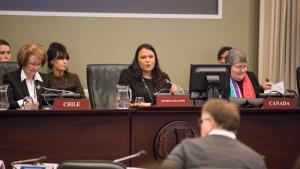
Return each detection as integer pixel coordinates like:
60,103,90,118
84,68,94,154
118,68,172,103
3,68,51,109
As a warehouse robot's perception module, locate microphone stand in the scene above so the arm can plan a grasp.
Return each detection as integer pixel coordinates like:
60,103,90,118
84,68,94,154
11,156,47,167
142,78,154,105
113,150,146,163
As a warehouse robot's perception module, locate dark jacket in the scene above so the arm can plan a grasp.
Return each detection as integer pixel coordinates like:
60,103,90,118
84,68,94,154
3,68,51,109
118,68,171,103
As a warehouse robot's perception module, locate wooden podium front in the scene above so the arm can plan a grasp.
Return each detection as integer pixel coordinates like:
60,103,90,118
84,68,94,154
0,107,300,169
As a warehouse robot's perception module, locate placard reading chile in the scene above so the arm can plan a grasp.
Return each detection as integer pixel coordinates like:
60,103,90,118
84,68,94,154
0,0,222,19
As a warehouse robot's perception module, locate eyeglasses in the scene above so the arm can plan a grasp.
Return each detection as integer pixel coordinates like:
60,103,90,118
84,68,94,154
233,64,248,71
0,51,11,55
28,62,42,68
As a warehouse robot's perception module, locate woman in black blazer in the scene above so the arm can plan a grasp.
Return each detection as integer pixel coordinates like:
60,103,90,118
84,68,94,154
3,43,50,110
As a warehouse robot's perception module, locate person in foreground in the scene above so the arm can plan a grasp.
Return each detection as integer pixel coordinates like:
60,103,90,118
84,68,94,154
47,42,85,98
226,48,272,98
217,46,232,64
161,99,267,169
3,43,50,109
0,39,12,62
118,43,178,105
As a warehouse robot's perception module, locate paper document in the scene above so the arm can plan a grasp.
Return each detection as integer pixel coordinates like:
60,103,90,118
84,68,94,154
264,81,285,94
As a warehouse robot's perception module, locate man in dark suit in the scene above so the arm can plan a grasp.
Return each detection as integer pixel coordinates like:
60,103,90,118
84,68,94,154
161,99,267,169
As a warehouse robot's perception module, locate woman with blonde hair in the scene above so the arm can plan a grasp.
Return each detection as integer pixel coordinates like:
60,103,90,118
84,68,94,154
3,43,50,109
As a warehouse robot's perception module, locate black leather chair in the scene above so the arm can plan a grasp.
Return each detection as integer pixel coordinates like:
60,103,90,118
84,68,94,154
57,161,126,169
297,67,300,97
0,62,19,85
86,64,129,109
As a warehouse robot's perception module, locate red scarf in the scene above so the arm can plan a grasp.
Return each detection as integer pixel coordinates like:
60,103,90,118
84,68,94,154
230,73,256,98
242,73,256,98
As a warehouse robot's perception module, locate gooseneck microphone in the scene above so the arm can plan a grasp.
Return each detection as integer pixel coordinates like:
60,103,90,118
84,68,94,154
142,78,154,104
164,79,185,93
113,150,146,163
36,84,74,94
11,156,47,165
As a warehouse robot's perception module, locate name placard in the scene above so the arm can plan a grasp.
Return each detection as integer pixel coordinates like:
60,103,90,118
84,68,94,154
262,98,296,109
156,95,190,106
53,98,90,110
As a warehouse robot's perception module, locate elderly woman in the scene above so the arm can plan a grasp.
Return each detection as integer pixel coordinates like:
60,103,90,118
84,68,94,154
47,42,85,98
118,43,178,104
225,48,272,98
3,43,50,109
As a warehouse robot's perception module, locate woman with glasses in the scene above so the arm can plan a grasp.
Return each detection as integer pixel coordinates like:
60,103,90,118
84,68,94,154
225,48,272,98
46,42,85,98
3,43,50,109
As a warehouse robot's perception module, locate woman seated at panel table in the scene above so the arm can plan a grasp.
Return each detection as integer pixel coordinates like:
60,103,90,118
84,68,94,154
3,43,50,109
47,42,85,98
225,48,272,98
118,43,179,105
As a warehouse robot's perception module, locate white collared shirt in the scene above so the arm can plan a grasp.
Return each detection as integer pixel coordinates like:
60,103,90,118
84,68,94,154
17,69,43,107
209,128,237,140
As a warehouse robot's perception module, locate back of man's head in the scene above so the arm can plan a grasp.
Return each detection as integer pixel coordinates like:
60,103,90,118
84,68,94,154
202,99,240,133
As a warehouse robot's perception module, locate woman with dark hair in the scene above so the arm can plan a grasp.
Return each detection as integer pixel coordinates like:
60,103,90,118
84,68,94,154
0,39,12,62
217,46,232,64
47,42,85,98
118,43,178,104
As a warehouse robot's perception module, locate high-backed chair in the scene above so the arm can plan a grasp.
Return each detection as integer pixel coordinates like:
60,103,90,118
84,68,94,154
57,161,126,169
0,62,19,85
87,64,129,109
297,67,300,96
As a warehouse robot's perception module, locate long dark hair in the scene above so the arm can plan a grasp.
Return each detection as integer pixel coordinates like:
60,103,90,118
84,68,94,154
47,42,70,69
129,43,166,91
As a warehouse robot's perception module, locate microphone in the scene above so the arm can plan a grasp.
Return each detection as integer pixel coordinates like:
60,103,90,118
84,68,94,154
113,150,146,163
164,79,185,93
36,84,74,94
11,156,47,165
142,78,154,104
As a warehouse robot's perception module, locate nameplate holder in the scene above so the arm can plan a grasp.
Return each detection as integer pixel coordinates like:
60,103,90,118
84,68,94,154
262,98,296,109
156,95,190,106
53,98,90,110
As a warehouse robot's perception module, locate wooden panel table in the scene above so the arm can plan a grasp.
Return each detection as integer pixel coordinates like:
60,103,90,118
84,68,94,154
0,107,299,169
0,109,133,167
131,107,300,169
238,108,300,169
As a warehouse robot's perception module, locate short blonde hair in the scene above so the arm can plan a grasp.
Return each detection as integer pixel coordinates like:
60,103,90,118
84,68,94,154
202,99,240,133
17,43,47,67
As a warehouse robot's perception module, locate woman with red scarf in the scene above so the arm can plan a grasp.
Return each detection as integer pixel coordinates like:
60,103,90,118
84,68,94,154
226,48,272,98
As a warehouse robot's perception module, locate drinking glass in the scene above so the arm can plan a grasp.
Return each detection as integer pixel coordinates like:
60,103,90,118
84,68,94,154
135,97,145,104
